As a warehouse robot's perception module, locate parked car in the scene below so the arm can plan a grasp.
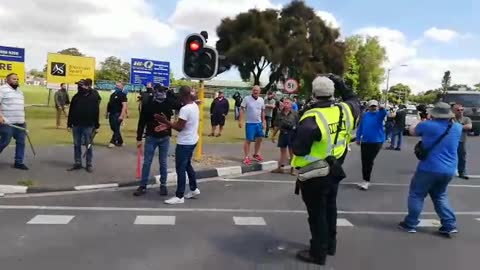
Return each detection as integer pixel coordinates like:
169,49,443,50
404,105,420,134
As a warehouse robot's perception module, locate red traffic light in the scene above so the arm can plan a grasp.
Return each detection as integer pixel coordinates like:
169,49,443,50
189,41,200,51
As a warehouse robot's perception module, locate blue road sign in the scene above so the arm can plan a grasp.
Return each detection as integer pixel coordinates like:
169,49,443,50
0,45,25,62
130,58,170,87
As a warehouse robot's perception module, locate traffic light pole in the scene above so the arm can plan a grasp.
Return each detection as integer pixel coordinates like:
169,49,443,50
194,80,205,161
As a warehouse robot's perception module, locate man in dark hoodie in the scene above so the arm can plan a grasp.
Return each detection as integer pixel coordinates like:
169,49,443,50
209,90,229,137
67,79,100,173
133,84,181,196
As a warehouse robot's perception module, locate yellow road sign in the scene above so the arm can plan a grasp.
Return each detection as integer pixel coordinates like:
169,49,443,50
46,53,95,84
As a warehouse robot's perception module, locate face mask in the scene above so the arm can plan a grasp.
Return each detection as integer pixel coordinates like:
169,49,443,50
146,87,153,91
153,91,167,103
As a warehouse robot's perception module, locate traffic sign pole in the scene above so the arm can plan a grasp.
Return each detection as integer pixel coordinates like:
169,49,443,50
194,80,205,161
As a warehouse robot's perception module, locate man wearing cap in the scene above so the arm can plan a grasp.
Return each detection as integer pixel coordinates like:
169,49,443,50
398,102,462,236
209,90,229,137
291,75,360,265
106,82,128,148
67,79,100,173
134,84,180,196
355,99,387,190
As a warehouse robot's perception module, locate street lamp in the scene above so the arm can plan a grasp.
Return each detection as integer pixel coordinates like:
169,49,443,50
384,64,408,104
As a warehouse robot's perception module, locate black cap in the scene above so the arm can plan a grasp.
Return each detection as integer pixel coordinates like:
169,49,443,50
85,78,93,86
76,79,86,85
154,83,168,91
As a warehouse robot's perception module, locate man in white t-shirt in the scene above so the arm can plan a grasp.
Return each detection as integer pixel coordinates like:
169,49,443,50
238,85,266,165
0,73,29,170
158,86,200,204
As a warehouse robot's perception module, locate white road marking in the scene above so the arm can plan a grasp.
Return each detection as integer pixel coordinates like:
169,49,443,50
74,183,119,191
1,205,479,216
337,218,354,227
27,215,74,225
0,185,27,194
260,161,279,171
418,219,441,227
475,218,480,221
233,216,267,226
134,215,176,225
221,179,480,188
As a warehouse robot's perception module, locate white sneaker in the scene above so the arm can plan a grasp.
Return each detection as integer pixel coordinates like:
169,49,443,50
184,188,200,199
108,143,115,148
357,181,370,190
164,196,185,204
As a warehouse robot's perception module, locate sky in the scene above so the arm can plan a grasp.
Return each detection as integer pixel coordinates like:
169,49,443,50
0,0,478,93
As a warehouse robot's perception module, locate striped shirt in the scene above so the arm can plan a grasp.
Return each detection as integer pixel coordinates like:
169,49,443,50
0,84,25,124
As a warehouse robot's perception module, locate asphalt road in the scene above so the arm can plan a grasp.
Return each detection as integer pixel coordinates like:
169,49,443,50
1,137,480,270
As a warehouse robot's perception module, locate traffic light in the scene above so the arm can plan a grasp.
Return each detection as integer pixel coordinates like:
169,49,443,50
183,33,218,80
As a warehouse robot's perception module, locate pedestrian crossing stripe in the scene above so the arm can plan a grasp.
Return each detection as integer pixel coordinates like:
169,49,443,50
233,217,266,226
417,219,441,227
27,215,74,225
134,216,176,225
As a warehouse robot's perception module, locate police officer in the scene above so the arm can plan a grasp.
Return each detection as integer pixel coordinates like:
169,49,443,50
291,74,360,265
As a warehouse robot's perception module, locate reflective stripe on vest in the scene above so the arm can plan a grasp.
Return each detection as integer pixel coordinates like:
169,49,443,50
291,103,354,168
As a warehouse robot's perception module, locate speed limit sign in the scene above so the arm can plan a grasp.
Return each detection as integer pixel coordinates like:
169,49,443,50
284,78,299,93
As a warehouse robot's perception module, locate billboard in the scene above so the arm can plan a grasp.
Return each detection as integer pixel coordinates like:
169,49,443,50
0,46,25,83
46,53,95,87
130,58,170,87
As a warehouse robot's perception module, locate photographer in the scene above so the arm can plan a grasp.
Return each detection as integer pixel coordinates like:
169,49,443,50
270,98,298,175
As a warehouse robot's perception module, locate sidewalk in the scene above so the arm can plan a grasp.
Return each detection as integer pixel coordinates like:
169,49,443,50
0,142,280,192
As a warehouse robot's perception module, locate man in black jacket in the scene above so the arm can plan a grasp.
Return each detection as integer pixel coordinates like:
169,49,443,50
134,84,180,196
67,79,100,173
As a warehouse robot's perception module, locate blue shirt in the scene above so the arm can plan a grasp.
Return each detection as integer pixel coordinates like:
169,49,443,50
415,120,462,175
292,103,299,111
356,108,387,143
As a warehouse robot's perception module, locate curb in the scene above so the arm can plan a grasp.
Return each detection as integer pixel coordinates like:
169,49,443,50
0,161,279,195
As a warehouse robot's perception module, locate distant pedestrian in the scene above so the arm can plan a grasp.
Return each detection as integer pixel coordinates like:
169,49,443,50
271,98,298,175
292,97,299,111
0,73,29,170
388,105,406,150
106,82,128,148
159,86,200,205
209,90,229,137
54,83,69,129
264,91,276,137
238,85,266,165
398,102,461,236
134,84,180,197
67,79,100,173
138,82,154,112
356,100,387,190
233,91,242,121
452,103,472,179
385,107,394,142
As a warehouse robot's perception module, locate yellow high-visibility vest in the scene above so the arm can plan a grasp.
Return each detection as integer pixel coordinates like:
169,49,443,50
291,103,354,168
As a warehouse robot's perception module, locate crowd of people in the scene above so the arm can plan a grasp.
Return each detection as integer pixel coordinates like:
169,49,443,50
0,71,474,266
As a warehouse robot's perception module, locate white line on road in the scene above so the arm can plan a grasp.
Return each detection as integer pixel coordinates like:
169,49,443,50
1,205,480,216
418,219,440,227
27,215,74,225
221,179,480,188
134,215,176,225
337,218,354,227
233,216,267,226
74,183,119,191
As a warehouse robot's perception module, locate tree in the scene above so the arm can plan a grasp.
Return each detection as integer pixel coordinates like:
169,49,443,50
216,8,278,86
448,84,471,91
441,71,451,92
268,0,345,95
344,36,362,91
43,48,85,72
28,69,45,78
95,56,130,82
355,37,387,100
410,88,442,104
388,83,411,104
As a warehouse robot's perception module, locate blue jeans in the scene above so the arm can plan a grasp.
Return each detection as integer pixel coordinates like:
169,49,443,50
234,106,240,121
175,144,197,198
140,136,170,187
265,116,272,137
73,126,94,166
404,170,457,231
0,123,26,164
109,113,123,146
390,127,403,149
385,122,394,141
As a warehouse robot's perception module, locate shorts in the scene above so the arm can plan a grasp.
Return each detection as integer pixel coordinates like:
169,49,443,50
211,114,226,126
277,132,294,148
245,123,264,142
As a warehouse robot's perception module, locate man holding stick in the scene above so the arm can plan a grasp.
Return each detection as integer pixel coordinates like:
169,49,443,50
0,73,29,170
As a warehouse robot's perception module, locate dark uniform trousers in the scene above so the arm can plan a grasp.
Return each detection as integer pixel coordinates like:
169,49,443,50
299,175,340,259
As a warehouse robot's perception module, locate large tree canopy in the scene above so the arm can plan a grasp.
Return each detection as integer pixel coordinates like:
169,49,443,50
388,83,411,104
215,0,345,94
95,56,130,83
